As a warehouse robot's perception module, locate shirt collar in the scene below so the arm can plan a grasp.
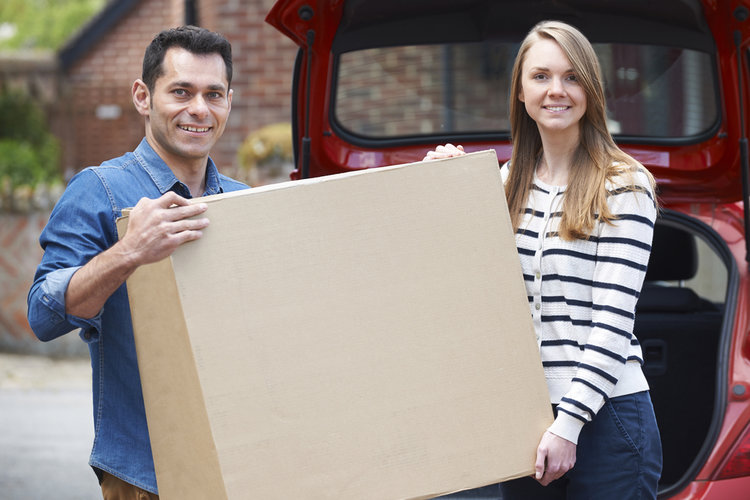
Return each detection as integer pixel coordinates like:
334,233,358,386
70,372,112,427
134,138,225,198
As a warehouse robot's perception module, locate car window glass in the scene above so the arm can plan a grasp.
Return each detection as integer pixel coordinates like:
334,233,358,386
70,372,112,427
683,236,728,304
334,42,717,140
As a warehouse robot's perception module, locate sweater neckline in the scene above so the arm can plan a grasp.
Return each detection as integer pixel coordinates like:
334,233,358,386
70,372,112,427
533,170,567,192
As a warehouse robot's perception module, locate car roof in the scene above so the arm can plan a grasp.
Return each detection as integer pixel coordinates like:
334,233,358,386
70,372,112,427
332,0,713,53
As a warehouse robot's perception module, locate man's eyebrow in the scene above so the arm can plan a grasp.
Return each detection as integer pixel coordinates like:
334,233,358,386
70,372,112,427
170,81,228,92
170,80,195,88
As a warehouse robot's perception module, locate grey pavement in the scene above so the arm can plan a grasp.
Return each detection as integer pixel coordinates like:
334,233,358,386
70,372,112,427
0,352,100,500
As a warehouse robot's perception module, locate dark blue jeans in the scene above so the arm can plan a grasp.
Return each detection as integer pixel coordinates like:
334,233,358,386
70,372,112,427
499,391,662,500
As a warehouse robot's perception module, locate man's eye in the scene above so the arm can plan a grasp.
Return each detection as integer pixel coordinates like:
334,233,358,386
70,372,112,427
174,89,187,96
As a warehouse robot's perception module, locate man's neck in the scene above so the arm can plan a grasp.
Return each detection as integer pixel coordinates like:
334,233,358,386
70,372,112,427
145,137,209,197
172,163,207,197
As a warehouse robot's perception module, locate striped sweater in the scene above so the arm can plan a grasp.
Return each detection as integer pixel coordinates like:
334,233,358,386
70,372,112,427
501,163,657,445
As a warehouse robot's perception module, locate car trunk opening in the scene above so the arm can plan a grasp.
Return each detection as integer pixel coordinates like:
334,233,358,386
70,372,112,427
635,209,737,495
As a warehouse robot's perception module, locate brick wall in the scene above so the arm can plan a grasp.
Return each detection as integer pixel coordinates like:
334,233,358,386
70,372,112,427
336,44,512,138
208,0,298,178
0,211,89,357
59,0,298,179
61,0,180,173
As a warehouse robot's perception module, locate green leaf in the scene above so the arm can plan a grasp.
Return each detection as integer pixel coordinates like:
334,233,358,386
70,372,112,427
0,87,61,189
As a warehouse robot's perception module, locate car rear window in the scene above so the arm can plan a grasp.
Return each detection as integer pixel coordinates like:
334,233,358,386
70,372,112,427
334,42,717,141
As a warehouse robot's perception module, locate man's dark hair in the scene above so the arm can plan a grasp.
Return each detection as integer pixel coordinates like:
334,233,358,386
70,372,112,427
142,25,233,92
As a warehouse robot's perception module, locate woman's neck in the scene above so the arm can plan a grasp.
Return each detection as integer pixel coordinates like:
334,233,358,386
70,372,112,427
536,129,579,186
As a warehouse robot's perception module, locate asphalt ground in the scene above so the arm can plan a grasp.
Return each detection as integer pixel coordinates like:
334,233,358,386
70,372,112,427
0,352,101,500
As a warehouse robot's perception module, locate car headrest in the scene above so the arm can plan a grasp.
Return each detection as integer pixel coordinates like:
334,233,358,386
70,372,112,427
636,284,703,312
645,223,698,282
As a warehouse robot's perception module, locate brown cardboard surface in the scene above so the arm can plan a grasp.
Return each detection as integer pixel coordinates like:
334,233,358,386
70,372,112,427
120,150,553,500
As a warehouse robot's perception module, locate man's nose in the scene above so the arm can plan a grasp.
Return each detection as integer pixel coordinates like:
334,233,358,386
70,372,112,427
188,95,209,117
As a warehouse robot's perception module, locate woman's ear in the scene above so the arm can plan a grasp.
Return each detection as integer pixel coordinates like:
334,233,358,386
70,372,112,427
518,87,525,103
132,79,150,117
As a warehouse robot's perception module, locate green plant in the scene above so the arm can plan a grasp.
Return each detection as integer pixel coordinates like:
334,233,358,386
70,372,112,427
237,122,294,185
0,86,61,190
0,0,105,50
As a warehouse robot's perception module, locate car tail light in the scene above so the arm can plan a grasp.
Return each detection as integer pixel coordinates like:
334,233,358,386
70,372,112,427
717,422,750,480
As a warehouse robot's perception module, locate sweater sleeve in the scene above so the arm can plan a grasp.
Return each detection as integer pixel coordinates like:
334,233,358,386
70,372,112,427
547,168,657,444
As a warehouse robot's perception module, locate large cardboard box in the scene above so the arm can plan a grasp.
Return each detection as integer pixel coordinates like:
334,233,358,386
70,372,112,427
119,151,553,500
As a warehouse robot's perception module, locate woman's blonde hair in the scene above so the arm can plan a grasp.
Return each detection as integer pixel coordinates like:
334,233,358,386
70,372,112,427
506,20,656,240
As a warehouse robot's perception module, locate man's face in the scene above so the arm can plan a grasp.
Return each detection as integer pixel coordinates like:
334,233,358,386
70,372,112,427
141,47,232,168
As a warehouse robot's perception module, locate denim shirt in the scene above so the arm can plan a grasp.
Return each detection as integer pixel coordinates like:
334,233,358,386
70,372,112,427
27,138,248,493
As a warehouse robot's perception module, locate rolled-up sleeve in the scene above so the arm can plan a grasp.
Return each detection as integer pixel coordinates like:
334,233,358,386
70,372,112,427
27,169,117,343
27,267,104,342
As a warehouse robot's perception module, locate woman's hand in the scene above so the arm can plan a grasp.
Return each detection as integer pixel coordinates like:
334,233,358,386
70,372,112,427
534,431,577,486
422,143,465,161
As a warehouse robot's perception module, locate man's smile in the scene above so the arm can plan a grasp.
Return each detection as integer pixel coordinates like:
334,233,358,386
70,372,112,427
179,125,211,133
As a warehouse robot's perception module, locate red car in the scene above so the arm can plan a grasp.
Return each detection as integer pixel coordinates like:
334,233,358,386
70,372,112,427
267,0,750,498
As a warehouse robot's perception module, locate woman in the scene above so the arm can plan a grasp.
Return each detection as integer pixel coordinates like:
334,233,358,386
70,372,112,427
425,21,662,499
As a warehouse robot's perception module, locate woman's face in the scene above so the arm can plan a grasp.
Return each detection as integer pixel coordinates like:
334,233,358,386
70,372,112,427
518,38,587,139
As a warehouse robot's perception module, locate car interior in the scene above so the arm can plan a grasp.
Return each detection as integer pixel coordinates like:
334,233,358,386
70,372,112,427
635,214,728,488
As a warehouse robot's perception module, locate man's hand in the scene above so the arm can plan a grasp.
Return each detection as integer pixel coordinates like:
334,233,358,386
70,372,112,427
65,192,208,319
422,143,465,161
119,191,209,267
534,431,577,486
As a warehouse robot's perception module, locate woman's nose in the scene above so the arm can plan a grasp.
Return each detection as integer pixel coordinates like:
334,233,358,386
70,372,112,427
548,76,566,96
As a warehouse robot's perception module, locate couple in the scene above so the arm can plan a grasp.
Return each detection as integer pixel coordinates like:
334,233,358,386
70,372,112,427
28,20,661,500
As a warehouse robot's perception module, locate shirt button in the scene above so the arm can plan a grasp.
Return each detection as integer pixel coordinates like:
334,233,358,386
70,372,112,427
535,272,541,279
535,303,541,311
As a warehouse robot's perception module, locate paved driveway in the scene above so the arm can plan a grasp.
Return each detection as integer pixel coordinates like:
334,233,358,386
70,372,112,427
0,353,100,500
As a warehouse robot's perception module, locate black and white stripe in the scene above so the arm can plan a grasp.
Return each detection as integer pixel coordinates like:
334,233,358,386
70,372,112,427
502,164,657,443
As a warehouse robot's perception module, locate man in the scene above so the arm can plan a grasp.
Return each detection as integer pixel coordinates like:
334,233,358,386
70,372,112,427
27,26,248,498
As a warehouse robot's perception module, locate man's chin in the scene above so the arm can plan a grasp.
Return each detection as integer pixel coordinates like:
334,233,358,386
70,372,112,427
175,141,215,159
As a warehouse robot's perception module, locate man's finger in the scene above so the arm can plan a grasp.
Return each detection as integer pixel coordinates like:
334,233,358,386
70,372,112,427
158,191,192,207
171,216,210,234
164,202,208,222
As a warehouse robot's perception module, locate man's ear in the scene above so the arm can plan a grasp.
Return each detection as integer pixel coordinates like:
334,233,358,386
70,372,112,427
132,79,150,117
